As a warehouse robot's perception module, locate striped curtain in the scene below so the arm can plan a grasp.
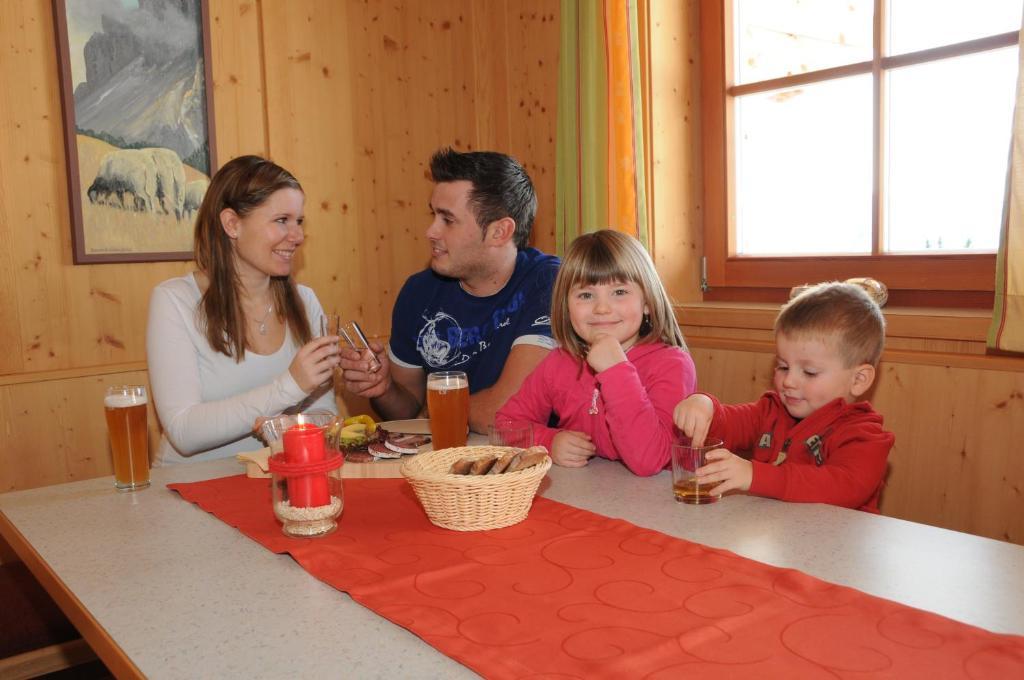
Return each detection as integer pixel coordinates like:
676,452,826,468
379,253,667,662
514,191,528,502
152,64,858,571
989,24,1024,353
556,0,649,255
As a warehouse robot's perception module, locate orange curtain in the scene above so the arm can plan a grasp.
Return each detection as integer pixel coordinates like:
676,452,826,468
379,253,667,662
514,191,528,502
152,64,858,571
556,0,650,255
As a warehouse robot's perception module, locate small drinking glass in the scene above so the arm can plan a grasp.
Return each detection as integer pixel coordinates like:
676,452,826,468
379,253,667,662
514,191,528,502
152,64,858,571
319,313,340,338
339,320,382,372
488,419,534,449
670,438,725,505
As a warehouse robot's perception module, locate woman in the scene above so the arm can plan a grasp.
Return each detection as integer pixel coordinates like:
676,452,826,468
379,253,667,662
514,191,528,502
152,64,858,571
146,155,339,464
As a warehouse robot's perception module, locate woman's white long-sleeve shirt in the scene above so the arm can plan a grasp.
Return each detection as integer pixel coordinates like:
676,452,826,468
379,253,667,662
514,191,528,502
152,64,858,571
146,273,336,465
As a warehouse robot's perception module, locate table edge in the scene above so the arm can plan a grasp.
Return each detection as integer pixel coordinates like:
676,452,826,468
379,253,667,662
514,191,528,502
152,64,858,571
0,511,143,680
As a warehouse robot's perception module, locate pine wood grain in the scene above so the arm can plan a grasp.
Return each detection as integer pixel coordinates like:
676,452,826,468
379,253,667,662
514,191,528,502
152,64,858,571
2,0,1020,548
691,345,1024,545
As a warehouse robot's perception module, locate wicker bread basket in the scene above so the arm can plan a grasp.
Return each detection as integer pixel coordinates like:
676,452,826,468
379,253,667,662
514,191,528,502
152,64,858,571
401,446,551,531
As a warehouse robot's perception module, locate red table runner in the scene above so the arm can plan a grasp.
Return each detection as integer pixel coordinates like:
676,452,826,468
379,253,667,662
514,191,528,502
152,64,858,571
170,475,1024,678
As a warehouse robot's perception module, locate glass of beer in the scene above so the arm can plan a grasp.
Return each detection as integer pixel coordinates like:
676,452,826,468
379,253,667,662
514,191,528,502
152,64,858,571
670,437,724,504
104,385,150,491
426,371,469,450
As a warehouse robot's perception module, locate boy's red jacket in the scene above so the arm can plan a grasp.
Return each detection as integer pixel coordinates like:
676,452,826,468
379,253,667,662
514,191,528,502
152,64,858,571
705,392,894,512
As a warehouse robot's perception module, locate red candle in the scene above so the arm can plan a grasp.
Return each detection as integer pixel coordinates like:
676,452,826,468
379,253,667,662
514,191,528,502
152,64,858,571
284,423,326,463
282,424,329,507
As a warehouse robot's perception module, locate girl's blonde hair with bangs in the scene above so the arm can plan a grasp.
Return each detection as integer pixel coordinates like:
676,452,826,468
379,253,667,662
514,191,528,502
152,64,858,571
551,230,686,361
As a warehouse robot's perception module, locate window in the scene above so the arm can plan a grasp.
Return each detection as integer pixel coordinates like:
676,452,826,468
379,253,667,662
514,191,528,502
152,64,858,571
700,0,1021,306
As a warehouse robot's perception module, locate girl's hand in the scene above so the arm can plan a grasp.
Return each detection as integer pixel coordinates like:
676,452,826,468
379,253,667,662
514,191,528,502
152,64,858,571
288,335,341,393
696,448,752,495
551,430,597,467
339,341,391,398
673,394,714,446
586,333,628,373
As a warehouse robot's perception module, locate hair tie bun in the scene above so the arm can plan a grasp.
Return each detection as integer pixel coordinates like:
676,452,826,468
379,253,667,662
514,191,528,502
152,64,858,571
843,277,888,307
789,278,887,308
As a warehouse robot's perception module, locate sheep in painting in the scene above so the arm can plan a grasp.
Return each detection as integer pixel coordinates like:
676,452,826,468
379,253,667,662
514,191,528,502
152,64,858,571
183,178,209,220
146,147,187,220
87,149,158,212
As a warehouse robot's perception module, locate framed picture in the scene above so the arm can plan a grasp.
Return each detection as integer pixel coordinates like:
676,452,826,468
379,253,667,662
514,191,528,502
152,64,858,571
52,0,217,264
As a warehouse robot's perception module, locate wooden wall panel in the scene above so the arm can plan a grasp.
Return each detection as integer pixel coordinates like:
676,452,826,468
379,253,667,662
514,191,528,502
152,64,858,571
0,0,269,491
0,0,559,491
4,0,1018,550
0,370,158,492
502,1,561,254
689,345,1024,544
2,0,73,374
258,0,559,341
208,0,269,158
650,0,703,305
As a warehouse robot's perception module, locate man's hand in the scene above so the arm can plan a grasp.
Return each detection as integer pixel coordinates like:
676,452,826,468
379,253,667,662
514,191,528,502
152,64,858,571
585,334,627,373
339,341,391,398
673,394,714,446
551,430,597,467
697,447,753,495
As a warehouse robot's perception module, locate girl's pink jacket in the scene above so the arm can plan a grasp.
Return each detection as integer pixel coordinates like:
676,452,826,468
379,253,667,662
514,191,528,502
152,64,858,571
497,342,697,476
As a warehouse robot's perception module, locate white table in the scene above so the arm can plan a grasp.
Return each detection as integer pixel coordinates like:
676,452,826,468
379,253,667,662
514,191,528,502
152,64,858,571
2,457,1022,678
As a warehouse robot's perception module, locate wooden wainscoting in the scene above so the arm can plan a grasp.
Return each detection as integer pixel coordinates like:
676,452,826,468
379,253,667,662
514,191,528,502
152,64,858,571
0,366,156,492
0,0,560,492
684,333,1024,546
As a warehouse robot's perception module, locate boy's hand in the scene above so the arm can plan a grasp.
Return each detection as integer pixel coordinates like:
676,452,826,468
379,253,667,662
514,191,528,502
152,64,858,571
673,394,714,446
697,448,753,495
551,430,597,467
585,334,627,373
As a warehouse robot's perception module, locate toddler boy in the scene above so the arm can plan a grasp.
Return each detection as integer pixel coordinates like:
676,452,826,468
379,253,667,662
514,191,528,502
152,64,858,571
673,281,894,512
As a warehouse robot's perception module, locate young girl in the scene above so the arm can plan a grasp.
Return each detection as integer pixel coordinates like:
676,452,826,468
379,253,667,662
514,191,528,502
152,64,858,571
496,230,696,476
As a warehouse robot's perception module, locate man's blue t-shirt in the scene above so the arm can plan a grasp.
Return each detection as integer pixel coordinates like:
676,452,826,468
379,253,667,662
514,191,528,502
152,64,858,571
388,248,561,394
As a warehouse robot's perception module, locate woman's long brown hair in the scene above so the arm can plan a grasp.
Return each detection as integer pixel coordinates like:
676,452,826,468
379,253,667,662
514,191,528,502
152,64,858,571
193,155,312,361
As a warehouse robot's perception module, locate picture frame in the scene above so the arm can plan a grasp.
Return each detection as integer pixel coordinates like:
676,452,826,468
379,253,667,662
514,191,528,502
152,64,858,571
52,0,217,264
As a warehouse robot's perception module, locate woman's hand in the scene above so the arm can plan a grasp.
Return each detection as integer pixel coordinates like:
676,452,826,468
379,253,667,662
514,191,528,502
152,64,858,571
288,335,341,393
697,448,752,495
673,394,714,446
551,430,597,467
339,341,391,398
585,334,628,373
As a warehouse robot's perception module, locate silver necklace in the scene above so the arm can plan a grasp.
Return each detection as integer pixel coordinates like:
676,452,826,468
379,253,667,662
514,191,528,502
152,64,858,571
254,304,273,335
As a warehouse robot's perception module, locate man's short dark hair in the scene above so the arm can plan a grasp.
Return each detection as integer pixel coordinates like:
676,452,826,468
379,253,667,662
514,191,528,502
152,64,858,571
429,147,537,248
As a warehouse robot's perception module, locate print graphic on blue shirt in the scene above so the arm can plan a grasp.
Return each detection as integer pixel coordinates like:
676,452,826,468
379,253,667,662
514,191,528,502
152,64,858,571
417,290,543,368
390,248,560,393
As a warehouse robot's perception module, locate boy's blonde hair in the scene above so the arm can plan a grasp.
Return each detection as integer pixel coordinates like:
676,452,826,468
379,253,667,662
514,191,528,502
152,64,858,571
551,230,686,360
775,281,886,367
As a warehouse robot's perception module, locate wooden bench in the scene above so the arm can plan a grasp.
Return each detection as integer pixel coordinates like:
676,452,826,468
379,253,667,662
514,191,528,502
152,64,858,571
0,556,100,679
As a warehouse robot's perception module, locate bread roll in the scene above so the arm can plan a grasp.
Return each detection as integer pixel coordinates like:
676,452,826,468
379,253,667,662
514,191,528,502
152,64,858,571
508,450,548,472
448,457,475,475
469,456,498,475
488,450,519,474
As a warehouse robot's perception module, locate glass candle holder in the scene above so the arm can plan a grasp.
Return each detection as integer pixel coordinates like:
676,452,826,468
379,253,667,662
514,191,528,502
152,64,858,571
269,451,344,537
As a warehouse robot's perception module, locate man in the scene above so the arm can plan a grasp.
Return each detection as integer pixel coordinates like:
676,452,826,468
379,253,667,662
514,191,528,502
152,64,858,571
340,148,560,433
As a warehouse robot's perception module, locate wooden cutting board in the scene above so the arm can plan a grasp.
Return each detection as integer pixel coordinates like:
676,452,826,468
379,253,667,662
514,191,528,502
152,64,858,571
342,457,407,478
241,453,412,479
239,449,411,479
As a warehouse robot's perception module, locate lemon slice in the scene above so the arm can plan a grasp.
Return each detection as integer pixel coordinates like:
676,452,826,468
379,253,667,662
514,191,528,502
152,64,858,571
343,414,377,434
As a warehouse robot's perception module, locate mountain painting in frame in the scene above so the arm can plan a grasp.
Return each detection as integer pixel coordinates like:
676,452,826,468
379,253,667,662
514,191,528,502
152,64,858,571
53,0,217,264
